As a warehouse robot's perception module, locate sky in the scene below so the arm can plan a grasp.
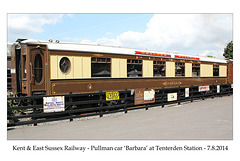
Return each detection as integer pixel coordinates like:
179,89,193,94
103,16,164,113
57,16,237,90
2,1,240,160
8,13,232,58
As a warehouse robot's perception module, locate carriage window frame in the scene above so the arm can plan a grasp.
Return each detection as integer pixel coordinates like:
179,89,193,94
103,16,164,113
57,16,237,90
153,61,166,77
127,59,143,77
59,57,71,74
175,62,185,77
213,65,219,77
91,57,111,78
192,63,200,77
34,54,43,84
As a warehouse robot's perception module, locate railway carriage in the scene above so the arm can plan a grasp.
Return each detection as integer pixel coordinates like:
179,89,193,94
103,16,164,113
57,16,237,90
10,39,232,96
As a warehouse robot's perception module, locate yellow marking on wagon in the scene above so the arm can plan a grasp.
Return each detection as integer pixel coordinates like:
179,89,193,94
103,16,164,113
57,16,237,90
106,91,119,101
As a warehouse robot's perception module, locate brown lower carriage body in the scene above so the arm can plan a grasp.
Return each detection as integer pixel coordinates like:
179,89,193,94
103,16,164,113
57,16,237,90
10,43,232,96
50,77,227,95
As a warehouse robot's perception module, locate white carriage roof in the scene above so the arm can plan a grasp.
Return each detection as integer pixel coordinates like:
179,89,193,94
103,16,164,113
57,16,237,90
18,39,227,64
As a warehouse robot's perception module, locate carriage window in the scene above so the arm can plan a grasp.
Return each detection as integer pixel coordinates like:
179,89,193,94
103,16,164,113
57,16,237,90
127,59,142,77
153,61,165,77
175,62,185,77
213,65,219,76
34,54,43,83
22,55,27,78
91,57,111,77
192,63,200,77
59,57,71,73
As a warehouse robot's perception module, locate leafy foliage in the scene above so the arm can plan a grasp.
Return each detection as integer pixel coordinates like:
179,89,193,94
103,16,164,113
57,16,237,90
223,41,233,59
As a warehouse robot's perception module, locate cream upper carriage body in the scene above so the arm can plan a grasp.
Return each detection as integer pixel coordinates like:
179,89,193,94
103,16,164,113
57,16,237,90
11,39,230,96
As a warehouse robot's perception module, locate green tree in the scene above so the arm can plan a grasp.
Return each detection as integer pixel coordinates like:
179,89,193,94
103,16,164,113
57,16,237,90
223,41,233,59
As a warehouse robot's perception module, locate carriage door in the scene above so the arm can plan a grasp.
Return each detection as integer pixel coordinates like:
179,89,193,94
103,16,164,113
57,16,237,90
30,48,46,95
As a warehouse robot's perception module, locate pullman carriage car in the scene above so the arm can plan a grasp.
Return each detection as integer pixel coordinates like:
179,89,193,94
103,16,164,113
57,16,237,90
11,39,232,96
